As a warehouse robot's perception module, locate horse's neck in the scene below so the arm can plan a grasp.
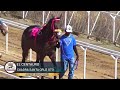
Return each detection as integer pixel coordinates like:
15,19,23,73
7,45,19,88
39,19,56,41
41,26,53,41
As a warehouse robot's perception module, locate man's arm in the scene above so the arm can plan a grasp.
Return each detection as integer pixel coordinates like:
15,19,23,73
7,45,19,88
73,45,79,61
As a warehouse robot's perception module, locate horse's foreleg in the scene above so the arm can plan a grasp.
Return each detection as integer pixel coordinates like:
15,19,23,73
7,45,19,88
36,53,40,63
36,53,45,79
22,49,29,63
36,53,45,67
49,52,57,79
49,52,57,68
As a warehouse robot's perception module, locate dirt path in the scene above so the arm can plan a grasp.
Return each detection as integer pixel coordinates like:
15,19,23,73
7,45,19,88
0,26,120,79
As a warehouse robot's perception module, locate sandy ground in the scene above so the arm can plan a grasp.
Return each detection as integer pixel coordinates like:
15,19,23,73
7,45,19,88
0,26,120,79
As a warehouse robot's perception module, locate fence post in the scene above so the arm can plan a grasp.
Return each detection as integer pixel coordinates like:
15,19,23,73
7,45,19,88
89,12,101,36
68,11,76,25
87,11,90,35
45,11,50,24
42,11,45,25
115,29,120,43
115,57,118,79
110,11,120,43
25,11,28,18
111,55,118,79
56,48,59,62
64,11,67,29
113,17,116,43
29,49,32,62
110,14,116,43
83,48,87,79
5,33,8,53
22,11,25,19
80,46,87,79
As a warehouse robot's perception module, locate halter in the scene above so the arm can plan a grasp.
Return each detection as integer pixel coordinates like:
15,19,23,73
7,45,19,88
51,17,60,31
48,17,60,42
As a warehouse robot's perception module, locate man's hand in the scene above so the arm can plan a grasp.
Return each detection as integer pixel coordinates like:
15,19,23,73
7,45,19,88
1,30,6,36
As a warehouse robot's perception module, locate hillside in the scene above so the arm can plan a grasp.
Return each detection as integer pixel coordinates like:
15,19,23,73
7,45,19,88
1,11,120,46
0,11,120,79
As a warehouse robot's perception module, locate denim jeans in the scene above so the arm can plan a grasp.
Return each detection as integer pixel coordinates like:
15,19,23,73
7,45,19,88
59,58,75,79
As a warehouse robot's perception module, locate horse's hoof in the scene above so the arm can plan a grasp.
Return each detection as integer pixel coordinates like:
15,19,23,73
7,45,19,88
54,76,57,79
41,76,44,79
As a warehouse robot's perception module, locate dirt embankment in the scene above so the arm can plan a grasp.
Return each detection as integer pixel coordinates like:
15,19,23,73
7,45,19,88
0,26,120,79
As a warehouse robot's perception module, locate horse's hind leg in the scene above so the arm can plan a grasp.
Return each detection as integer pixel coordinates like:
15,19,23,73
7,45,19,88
22,49,29,62
21,34,30,62
36,53,45,79
36,53,45,67
49,52,57,68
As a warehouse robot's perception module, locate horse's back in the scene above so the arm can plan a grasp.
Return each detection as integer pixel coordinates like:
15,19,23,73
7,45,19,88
22,25,41,42
25,25,41,31
23,25,41,36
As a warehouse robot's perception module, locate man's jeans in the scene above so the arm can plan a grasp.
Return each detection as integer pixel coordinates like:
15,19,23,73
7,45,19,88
59,58,75,79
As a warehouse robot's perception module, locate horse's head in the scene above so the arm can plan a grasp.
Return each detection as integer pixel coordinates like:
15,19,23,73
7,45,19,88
49,14,62,32
44,14,62,41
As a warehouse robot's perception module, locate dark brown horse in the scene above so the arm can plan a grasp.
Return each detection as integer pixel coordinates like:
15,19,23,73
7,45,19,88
21,16,61,70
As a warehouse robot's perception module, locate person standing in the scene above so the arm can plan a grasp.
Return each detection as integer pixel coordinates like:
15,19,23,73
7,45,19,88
0,20,8,58
59,25,79,79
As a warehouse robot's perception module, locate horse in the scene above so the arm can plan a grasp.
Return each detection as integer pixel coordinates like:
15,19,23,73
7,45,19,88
21,15,62,75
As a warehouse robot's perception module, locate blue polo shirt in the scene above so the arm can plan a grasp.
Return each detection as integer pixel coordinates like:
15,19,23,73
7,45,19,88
60,34,77,60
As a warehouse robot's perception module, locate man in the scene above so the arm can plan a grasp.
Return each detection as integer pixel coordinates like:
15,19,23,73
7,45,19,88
0,20,8,36
59,25,79,79
0,20,8,58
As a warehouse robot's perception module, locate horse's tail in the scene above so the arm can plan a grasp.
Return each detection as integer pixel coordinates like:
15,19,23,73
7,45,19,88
21,26,35,49
21,27,29,49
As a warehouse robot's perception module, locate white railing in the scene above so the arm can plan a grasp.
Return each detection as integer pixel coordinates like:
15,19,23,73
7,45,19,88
76,40,120,79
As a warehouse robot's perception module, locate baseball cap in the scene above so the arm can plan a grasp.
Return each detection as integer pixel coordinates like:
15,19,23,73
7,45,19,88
65,25,72,32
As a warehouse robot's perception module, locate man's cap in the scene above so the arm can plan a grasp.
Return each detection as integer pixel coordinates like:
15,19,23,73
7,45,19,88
65,25,72,32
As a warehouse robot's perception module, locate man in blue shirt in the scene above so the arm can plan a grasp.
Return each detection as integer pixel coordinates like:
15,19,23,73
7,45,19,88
59,25,79,79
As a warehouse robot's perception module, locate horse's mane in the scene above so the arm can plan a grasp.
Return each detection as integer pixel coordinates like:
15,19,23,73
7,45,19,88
42,17,55,30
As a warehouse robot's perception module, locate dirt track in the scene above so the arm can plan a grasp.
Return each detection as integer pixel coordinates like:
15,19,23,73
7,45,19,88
0,26,120,79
